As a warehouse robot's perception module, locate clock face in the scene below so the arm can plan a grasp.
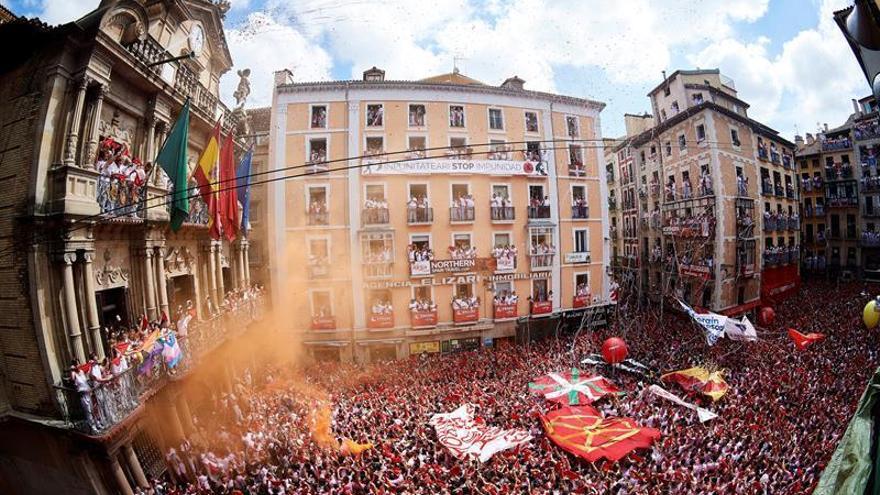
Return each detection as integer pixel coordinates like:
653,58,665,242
189,25,204,54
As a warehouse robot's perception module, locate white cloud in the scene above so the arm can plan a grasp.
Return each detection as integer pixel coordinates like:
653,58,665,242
689,0,866,137
219,12,333,109
29,0,95,25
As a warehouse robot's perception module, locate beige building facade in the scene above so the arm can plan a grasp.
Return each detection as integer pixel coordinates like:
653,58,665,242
268,69,612,362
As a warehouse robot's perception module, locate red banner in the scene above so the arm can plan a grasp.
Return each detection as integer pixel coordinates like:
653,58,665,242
542,405,661,462
573,294,590,308
453,308,479,323
761,264,800,302
531,300,552,315
311,316,336,330
493,303,517,319
410,310,438,327
367,313,394,329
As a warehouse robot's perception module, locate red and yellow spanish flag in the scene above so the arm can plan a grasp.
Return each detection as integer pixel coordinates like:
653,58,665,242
661,367,729,402
192,122,221,202
541,405,660,463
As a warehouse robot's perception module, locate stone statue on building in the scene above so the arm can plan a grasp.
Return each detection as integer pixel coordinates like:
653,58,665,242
233,68,251,108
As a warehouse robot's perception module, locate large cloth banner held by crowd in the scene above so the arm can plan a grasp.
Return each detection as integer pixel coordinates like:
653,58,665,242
529,368,621,406
541,405,661,462
677,299,726,345
429,404,532,462
648,385,718,423
662,367,729,402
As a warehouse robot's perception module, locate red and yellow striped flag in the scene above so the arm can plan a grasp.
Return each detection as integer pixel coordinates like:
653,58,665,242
661,367,729,402
192,122,221,202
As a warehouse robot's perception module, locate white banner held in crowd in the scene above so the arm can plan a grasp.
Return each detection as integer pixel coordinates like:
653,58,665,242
677,299,727,346
725,315,758,342
648,385,718,423
429,404,532,462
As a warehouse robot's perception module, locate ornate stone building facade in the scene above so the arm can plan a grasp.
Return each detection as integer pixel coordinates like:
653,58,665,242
0,2,261,494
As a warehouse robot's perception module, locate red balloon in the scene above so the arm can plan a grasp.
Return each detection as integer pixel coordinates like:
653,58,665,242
759,306,775,326
601,337,628,364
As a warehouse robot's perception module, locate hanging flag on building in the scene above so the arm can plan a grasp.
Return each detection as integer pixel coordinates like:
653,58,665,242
236,147,254,232
529,368,621,406
788,328,826,350
541,405,660,463
661,367,729,402
429,404,532,462
677,299,727,345
192,121,221,202
155,99,190,231
219,132,239,241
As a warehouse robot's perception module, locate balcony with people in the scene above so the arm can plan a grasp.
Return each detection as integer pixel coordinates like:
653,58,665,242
57,288,266,435
757,138,769,161
769,143,781,165
663,209,716,237
362,242,394,278
862,230,880,247
362,197,390,226
664,181,677,202
307,139,329,173
406,194,433,224
826,162,854,181
855,117,880,141
571,196,589,219
698,172,714,197
492,290,518,320
782,152,793,170
529,290,553,316
492,244,517,272
774,182,784,197
529,240,556,271
367,298,394,330
94,137,158,221
862,175,880,193
528,196,552,220
821,135,852,152
452,294,480,324
450,193,476,223
490,193,515,222
307,196,329,226
568,145,586,177
408,298,438,328
677,252,714,280
826,193,859,208
310,307,336,331
573,283,591,308
408,244,434,277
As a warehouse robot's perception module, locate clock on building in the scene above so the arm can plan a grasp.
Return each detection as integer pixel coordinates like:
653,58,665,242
188,25,204,55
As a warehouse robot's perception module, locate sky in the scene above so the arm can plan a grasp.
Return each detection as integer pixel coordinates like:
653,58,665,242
5,0,870,140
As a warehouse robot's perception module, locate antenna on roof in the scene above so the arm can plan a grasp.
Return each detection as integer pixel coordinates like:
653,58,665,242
453,54,467,74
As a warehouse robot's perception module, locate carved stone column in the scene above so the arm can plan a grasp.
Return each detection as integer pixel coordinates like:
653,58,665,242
144,115,156,167
214,240,225,301
85,83,105,167
122,443,149,489
207,243,218,312
82,251,104,360
62,252,86,363
236,242,246,289
109,455,134,495
242,240,251,286
64,76,90,167
143,248,157,320
155,247,169,318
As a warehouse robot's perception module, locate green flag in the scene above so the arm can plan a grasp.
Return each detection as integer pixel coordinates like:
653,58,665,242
156,99,191,231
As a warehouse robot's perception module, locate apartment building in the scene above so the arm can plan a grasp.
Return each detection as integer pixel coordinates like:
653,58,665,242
622,69,799,314
797,96,880,279
267,68,611,363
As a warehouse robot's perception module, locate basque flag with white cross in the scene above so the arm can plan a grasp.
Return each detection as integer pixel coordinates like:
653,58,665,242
529,368,622,406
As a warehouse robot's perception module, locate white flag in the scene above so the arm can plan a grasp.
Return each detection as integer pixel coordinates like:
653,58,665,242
724,315,758,342
648,385,718,423
677,299,727,345
429,404,532,462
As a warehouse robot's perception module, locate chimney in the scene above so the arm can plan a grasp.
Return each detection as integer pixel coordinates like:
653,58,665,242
273,69,294,87
363,66,385,82
806,133,814,145
501,76,525,91
853,98,862,116
823,123,829,132
795,135,804,146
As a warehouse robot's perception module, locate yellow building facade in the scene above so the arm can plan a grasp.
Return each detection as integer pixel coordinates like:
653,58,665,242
268,69,611,362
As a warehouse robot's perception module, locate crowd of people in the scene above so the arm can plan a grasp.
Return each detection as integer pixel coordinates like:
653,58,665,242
492,290,519,306
451,294,480,310
448,244,477,260
408,298,437,313
134,279,877,494
821,135,852,151
363,247,393,264
407,244,434,262
861,230,880,247
762,210,799,231
854,118,880,141
371,298,393,315
664,211,716,235
95,137,164,215
763,244,799,265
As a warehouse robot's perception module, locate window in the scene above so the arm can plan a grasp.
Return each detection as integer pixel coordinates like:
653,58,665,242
366,104,383,127
663,86,671,97
311,105,327,129
453,233,472,251
671,101,680,114
308,138,327,163
572,184,586,201
665,141,672,156
529,184,545,202
566,116,579,138
449,105,465,127
366,184,385,202
569,144,584,168
524,111,539,133
308,186,327,207
489,139,509,160
408,104,426,127
308,238,329,265
678,134,686,150
408,136,426,157
365,136,384,157
574,229,588,253
489,108,504,130
494,232,511,247
492,184,510,200
310,290,332,317
411,234,430,251
692,93,704,104
451,183,471,205
730,128,740,147
409,183,428,202
532,279,549,301
449,137,468,158
696,124,706,142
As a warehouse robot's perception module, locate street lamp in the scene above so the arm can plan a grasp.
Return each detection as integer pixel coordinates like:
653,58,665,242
835,0,880,100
